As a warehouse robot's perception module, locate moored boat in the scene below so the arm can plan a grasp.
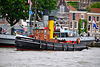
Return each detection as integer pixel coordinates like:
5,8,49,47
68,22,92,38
0,34,16,47
15,29,89,51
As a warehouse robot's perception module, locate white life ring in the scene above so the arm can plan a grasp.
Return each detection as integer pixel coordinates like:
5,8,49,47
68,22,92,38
44,35,47,39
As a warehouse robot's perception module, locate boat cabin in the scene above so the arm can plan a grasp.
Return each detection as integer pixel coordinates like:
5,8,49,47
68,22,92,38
33,29,50,41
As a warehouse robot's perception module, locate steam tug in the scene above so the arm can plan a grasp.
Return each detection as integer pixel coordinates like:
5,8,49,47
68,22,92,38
15,16,89,51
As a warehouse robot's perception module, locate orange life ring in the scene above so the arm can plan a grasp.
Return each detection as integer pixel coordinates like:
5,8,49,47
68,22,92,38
77,38,80,44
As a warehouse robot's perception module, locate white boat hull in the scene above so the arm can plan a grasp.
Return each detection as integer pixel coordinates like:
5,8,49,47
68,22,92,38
0,34,15,45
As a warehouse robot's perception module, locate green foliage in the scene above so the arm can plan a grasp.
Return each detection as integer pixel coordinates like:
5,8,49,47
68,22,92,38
67,1,79,9
82,19,88,33
0,0,57,34
78,19,82,35
90,2,100,8
31,0,57,21
0,0,29,26
86,6,90,12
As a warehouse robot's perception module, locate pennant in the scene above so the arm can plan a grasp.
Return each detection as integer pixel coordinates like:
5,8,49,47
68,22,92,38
38,10,40,13
41,11,43,15
28,0,33,5
29,10,34,15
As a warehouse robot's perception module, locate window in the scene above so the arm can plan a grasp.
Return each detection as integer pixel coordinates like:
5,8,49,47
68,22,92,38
97,16,99,21
88,25,90,31
81,14,84,19
60,5,64,13
73,13,75,20
96,25,99,32
70,21,73,29
89,16,91,21
75,22,78,29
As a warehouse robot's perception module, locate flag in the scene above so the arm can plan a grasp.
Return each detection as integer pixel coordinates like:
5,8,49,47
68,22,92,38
28,0,33,5
93,17,98,29
54,24,56,31
29,10,34,15
41,11,43,15
38,10,40,13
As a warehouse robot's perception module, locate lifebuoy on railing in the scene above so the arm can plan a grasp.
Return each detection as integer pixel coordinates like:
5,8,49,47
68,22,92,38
35,36,37,39
44,35,47,40
77,38,80,44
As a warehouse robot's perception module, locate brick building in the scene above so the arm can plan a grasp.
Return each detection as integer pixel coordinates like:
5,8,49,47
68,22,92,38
69,11,87,34
87,8,100,38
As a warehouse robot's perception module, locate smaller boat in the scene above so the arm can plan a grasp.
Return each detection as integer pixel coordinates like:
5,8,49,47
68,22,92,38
0,34,16,47
15,29,89,51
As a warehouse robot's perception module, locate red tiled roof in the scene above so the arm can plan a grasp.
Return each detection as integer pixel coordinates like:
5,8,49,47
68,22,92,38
91,8,100,13
66,0,79,1
68,5,77,11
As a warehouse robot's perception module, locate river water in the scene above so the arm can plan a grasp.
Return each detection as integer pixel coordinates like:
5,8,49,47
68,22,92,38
0,47,100,67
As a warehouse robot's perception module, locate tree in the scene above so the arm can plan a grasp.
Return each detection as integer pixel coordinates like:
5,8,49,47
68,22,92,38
82,19,88,33
90,2,100,8
78,19,82,35
31,0,57,20
0,0,29,34
0,0,57,34
86,2,100,12
67,1,79,9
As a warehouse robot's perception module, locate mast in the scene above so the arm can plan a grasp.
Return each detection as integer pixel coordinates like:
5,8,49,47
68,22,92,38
33,0,37,35
29,0,32,35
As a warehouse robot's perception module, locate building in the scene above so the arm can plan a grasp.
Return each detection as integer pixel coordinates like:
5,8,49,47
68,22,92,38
87,8,100,38
0,15,24,34
79,0,90,9
66,0,79,2
69,11,87,35
55,0,69,30
90,0,100,3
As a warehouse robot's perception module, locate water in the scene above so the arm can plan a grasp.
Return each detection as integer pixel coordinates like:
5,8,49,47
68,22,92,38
0,47,100,67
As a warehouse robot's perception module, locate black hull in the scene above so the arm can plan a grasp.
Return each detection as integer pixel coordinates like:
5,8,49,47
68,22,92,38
15,37,88,51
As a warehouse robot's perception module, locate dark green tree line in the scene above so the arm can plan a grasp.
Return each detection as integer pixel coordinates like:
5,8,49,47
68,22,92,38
0,0,57,34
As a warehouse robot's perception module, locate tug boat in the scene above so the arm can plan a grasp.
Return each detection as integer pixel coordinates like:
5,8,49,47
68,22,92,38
15,29,89,51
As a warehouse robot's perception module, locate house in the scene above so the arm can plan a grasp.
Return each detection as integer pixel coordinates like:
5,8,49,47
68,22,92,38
0,15,24,34
87,8,100,38
55,0,69,31
79,0,90,9
69,10,87,35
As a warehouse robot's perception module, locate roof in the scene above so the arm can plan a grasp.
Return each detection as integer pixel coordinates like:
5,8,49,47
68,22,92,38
57,0,69,12
68,5,77,11
91,8,100,13
66,0,79,1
